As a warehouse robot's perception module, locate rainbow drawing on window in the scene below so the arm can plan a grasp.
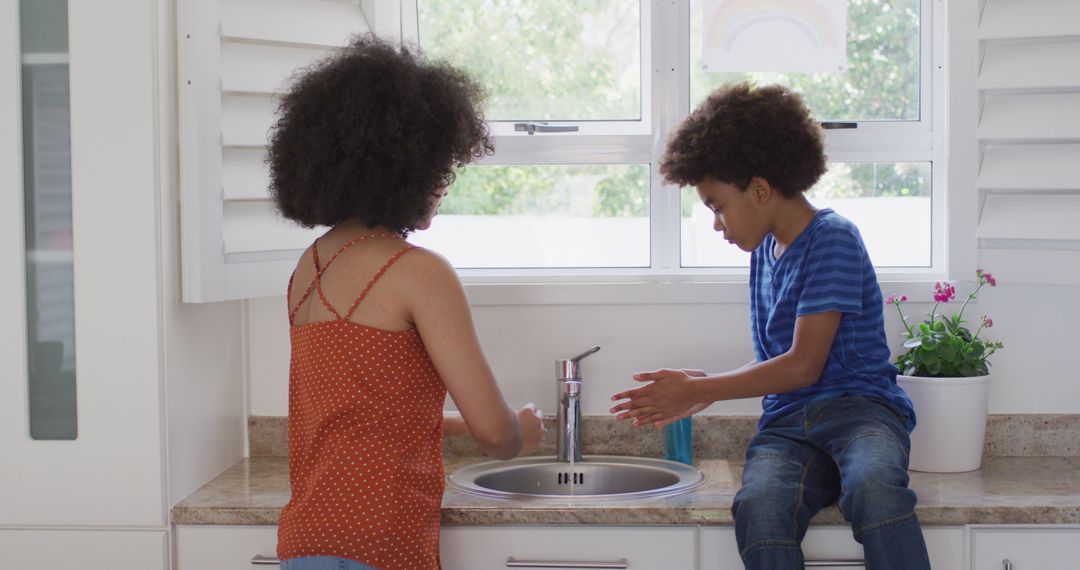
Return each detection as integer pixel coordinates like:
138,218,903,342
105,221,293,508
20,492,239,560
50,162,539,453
701,0,847,74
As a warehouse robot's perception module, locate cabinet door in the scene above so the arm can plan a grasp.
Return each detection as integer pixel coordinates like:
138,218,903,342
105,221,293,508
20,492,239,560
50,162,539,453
0,530,166,570
701,526,964,570
441,526,696,570
970,527,1080,570
176,526,280,570
0,0,165,527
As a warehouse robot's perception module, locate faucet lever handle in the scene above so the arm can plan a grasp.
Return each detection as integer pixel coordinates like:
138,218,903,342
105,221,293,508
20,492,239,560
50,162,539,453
557,346,601,380
570,345,601,364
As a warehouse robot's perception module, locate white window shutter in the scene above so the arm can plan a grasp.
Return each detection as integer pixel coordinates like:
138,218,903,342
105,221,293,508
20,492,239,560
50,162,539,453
178,0,390,302
977,0,1080,286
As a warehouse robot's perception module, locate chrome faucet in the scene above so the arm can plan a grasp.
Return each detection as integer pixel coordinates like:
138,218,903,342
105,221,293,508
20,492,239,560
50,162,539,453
555,345,600,462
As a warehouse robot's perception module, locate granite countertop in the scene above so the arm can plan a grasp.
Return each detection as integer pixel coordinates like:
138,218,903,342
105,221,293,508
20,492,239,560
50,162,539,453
172,455,1080,526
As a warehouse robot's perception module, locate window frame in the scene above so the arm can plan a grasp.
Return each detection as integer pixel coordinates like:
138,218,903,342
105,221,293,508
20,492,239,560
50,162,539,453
401,0,950,292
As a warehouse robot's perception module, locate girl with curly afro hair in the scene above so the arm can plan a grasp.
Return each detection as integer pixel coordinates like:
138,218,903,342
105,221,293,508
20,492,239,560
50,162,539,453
272,35,543,570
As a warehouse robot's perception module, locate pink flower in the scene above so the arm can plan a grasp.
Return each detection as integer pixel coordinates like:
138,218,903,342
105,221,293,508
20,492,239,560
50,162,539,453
982,315,994,328
933,282,956,303
886,294,909,305
977,269,998,287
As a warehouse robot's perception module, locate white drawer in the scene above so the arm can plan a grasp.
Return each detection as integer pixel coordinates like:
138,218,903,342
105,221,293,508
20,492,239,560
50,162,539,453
0,529,166,570
701,526,964,570
970,526,1080,570
440,525,696,570
175,525,279,570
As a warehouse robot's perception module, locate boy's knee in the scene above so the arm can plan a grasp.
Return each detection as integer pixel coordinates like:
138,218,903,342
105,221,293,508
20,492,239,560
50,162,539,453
838,468,917,527
733,476,796,527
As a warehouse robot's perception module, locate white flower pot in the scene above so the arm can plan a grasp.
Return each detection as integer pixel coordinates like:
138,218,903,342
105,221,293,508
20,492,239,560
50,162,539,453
897,374,991,473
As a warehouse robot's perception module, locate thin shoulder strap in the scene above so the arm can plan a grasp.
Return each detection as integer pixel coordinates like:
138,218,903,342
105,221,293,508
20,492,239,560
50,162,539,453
344,245,418,320
288,244,322,325
288,233,395,325
311,243,345,320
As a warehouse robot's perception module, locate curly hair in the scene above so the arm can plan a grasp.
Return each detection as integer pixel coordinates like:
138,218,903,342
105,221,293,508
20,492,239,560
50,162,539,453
268,34,494,233
659,82,826,198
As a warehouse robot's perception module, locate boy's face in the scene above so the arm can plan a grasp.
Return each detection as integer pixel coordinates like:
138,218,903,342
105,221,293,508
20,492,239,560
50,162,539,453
696,177,769,252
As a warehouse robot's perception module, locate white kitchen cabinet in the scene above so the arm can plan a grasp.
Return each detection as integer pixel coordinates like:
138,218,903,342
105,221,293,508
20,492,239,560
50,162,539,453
176,526,280,570
970,526,1080,570
441,526,697,570
176,525,698,570
700,525,964,569
1,1,244,568
0,0,165,529
180,524,1080,570
0,530,167,570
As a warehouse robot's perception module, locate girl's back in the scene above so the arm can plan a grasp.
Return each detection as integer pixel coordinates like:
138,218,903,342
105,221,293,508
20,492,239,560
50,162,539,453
277,231,446,569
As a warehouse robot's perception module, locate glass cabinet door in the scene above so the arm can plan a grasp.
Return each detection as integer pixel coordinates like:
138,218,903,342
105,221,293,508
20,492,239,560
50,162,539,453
19,0,76,440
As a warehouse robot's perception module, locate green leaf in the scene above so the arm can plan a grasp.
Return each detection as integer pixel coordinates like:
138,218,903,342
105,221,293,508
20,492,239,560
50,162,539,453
903,338,922,348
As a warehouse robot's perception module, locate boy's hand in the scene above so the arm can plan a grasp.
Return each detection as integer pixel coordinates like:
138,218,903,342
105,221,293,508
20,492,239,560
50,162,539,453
609,369,705,428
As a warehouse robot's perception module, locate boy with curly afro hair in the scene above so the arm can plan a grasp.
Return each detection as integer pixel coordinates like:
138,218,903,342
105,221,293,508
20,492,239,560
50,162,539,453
611,83,929,570
270,35,544,570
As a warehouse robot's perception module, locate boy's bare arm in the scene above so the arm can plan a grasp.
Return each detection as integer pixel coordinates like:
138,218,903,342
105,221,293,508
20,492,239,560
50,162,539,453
610,311,842,427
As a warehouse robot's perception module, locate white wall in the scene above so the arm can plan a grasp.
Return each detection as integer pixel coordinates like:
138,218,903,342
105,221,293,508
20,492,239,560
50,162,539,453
157,0,246,505
247,280,1079,418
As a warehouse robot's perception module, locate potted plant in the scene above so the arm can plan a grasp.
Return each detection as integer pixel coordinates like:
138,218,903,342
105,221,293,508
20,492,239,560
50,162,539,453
887,269,1004,472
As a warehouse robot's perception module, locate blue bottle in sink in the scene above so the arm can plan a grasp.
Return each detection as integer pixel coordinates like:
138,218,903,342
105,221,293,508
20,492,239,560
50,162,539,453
664,417,693,465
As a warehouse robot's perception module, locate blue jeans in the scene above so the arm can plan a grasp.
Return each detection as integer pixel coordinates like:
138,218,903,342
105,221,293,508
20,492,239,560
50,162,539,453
280,557,380,570
731,396,930,570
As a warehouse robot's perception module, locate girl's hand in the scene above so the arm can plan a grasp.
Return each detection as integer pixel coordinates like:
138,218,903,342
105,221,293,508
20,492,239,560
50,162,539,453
609,369,704,428
515,403,545,457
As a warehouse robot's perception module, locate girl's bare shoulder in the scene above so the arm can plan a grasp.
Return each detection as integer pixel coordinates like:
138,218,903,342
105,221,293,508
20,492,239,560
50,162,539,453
395,246,459,287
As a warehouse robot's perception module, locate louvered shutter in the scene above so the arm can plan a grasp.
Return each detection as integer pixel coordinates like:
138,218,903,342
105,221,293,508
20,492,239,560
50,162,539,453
977,0,1080,285
179,0,388,302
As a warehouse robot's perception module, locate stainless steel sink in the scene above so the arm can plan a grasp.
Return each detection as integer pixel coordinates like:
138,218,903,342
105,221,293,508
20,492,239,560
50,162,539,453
447,456,704,500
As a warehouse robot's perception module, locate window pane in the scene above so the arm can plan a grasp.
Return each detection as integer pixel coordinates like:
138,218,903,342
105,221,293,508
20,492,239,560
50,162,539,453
410,165,650,268
21,0,77,440
690,0,920,121
681,162,931,267
417,0,642,121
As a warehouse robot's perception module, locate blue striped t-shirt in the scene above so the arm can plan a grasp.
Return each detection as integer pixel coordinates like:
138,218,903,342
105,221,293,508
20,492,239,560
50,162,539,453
750,208,915,432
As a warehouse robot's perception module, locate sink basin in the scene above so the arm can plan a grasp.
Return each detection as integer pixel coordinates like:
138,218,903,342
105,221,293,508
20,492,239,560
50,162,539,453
447,455,704,500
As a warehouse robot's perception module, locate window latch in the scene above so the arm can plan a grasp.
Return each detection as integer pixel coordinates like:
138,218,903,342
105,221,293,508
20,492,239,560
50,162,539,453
821,121,858,130
514,122,580,135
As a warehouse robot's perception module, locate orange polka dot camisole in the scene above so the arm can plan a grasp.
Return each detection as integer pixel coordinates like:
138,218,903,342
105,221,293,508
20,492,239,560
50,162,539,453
277,236,447,570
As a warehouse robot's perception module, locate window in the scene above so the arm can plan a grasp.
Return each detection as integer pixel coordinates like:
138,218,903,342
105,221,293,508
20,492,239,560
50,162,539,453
404,0,943,279
410,164,651,269
417,0,643,123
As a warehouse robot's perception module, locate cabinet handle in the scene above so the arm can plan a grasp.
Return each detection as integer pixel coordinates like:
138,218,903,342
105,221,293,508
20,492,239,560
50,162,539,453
1002,559,1013,570
251,555,280,565
506,557,628,569
805,561,865,567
